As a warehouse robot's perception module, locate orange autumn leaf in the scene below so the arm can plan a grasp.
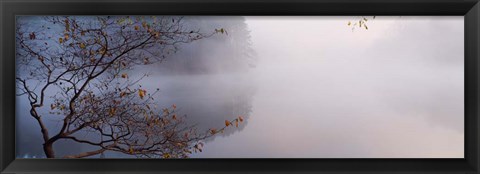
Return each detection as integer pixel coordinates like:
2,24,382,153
134,25,140,30
172,114,177,120
120,91,127,98
238,116,244,122
225,120,231,127
121,73,128,78
109,107,116,116
59,37,64,43
209,128,217,135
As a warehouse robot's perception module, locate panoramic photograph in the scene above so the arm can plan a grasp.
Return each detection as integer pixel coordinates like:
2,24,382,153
15,16,463,158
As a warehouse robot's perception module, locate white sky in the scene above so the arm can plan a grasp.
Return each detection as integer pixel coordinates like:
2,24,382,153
192,16,464,158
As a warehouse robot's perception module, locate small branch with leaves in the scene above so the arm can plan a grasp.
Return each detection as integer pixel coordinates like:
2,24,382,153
348,16,375,31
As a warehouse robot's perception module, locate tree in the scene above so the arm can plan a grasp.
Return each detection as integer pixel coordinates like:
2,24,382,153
16,16,240,158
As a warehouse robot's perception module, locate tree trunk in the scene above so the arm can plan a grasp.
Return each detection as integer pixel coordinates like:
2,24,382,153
43,142,55,158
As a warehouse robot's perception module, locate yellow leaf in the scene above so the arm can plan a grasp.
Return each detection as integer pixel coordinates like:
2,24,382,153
129,147,134,154
64,34,69,40
121,73,128,78
59,37,64,43
80,43,86,49
225,120,231,127
134,25,139,30
163,153,171,158
153,32,160,38
138,89,146,99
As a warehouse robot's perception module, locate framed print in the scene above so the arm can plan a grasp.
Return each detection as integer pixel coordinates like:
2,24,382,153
1,0,479,173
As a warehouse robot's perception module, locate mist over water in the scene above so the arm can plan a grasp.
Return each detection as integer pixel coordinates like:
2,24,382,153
16,16,464,158
193,16,464,158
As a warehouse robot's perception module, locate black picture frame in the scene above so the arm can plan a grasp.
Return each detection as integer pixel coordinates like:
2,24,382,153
1,0,479,173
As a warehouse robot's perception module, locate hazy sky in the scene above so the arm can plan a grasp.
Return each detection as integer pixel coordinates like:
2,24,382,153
191,16,464,158
16,16,464,158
